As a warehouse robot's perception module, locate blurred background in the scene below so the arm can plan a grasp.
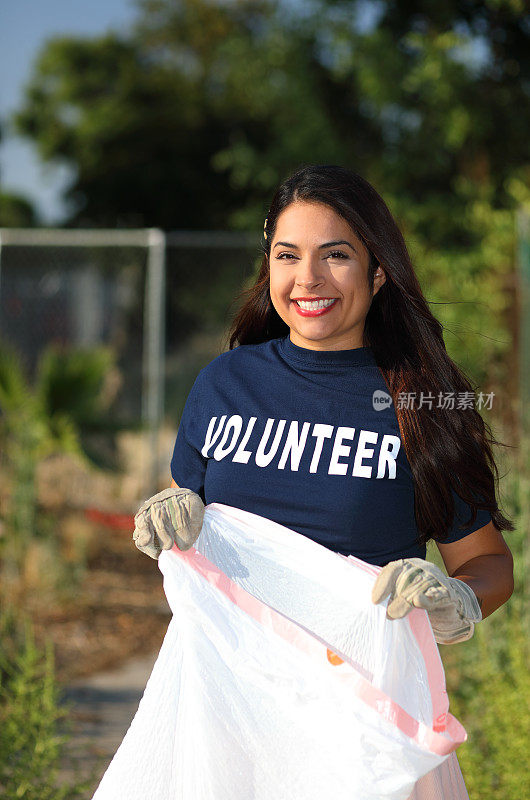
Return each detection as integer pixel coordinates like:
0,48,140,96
0,1,529,797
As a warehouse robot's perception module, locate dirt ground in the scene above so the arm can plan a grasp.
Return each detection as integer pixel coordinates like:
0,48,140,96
28,525,172,686
0,441,178,685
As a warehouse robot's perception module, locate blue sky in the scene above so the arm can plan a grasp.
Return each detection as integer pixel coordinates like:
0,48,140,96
0,0,137,224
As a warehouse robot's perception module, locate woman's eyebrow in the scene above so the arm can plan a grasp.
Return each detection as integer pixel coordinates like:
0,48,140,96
273,239,357,253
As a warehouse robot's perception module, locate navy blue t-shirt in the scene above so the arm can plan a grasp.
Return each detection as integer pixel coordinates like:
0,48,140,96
170,334,491,567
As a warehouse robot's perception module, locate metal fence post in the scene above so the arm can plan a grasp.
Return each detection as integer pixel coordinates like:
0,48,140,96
143,228,167,497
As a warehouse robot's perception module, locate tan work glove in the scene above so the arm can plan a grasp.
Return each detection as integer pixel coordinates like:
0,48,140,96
371,557,482,645
133,487,205,560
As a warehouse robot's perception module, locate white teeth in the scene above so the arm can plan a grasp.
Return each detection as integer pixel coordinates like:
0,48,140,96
296,298,337,310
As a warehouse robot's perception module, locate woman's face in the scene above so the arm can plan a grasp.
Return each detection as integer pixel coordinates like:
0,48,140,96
268,201,386,350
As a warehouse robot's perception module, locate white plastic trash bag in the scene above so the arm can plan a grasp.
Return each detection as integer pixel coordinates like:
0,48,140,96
91,502,467,800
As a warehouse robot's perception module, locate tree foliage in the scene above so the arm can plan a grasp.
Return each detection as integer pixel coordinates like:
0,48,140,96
14,1,530,224
12,0,530,387
0,192,37,227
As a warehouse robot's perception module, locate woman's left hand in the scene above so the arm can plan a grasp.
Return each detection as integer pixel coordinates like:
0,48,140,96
371,557,482,645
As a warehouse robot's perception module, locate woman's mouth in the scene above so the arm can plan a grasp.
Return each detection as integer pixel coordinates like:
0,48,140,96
291,298,338,317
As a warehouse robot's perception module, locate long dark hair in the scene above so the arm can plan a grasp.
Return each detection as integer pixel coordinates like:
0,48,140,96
226,163,514,547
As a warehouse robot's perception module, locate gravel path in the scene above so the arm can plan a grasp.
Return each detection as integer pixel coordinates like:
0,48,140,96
58,651,159,798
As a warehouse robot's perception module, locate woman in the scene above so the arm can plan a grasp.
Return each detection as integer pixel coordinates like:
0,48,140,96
134,164,514,797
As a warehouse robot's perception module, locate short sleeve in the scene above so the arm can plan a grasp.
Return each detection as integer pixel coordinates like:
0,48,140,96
170,372,208,503
438,487,492,544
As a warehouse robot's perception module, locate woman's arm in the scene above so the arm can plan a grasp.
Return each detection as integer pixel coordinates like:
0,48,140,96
436,521,514,619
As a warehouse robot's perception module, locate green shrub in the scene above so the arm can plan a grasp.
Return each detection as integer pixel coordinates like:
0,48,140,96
442,608,529,798
439,454,530,798
0,340,123,583
0,611,91,799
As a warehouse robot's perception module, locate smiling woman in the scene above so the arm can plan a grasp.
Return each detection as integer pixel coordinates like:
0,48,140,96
229,164,514,549
128,163,514,800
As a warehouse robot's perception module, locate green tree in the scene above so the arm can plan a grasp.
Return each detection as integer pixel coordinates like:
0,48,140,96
0,192,37,227
12,0,530,394
13,32,258,229
13,1,530,230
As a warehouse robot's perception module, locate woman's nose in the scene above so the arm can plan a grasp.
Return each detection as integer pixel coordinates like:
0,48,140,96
295,258,325,289
296,279,324,290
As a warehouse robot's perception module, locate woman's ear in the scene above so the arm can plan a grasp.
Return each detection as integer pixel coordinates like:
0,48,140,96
373,266,386,295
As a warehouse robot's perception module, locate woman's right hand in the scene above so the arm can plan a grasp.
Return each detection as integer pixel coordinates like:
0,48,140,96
133,486,205,559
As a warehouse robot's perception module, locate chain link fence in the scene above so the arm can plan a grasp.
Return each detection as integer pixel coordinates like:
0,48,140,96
0,227,260,499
